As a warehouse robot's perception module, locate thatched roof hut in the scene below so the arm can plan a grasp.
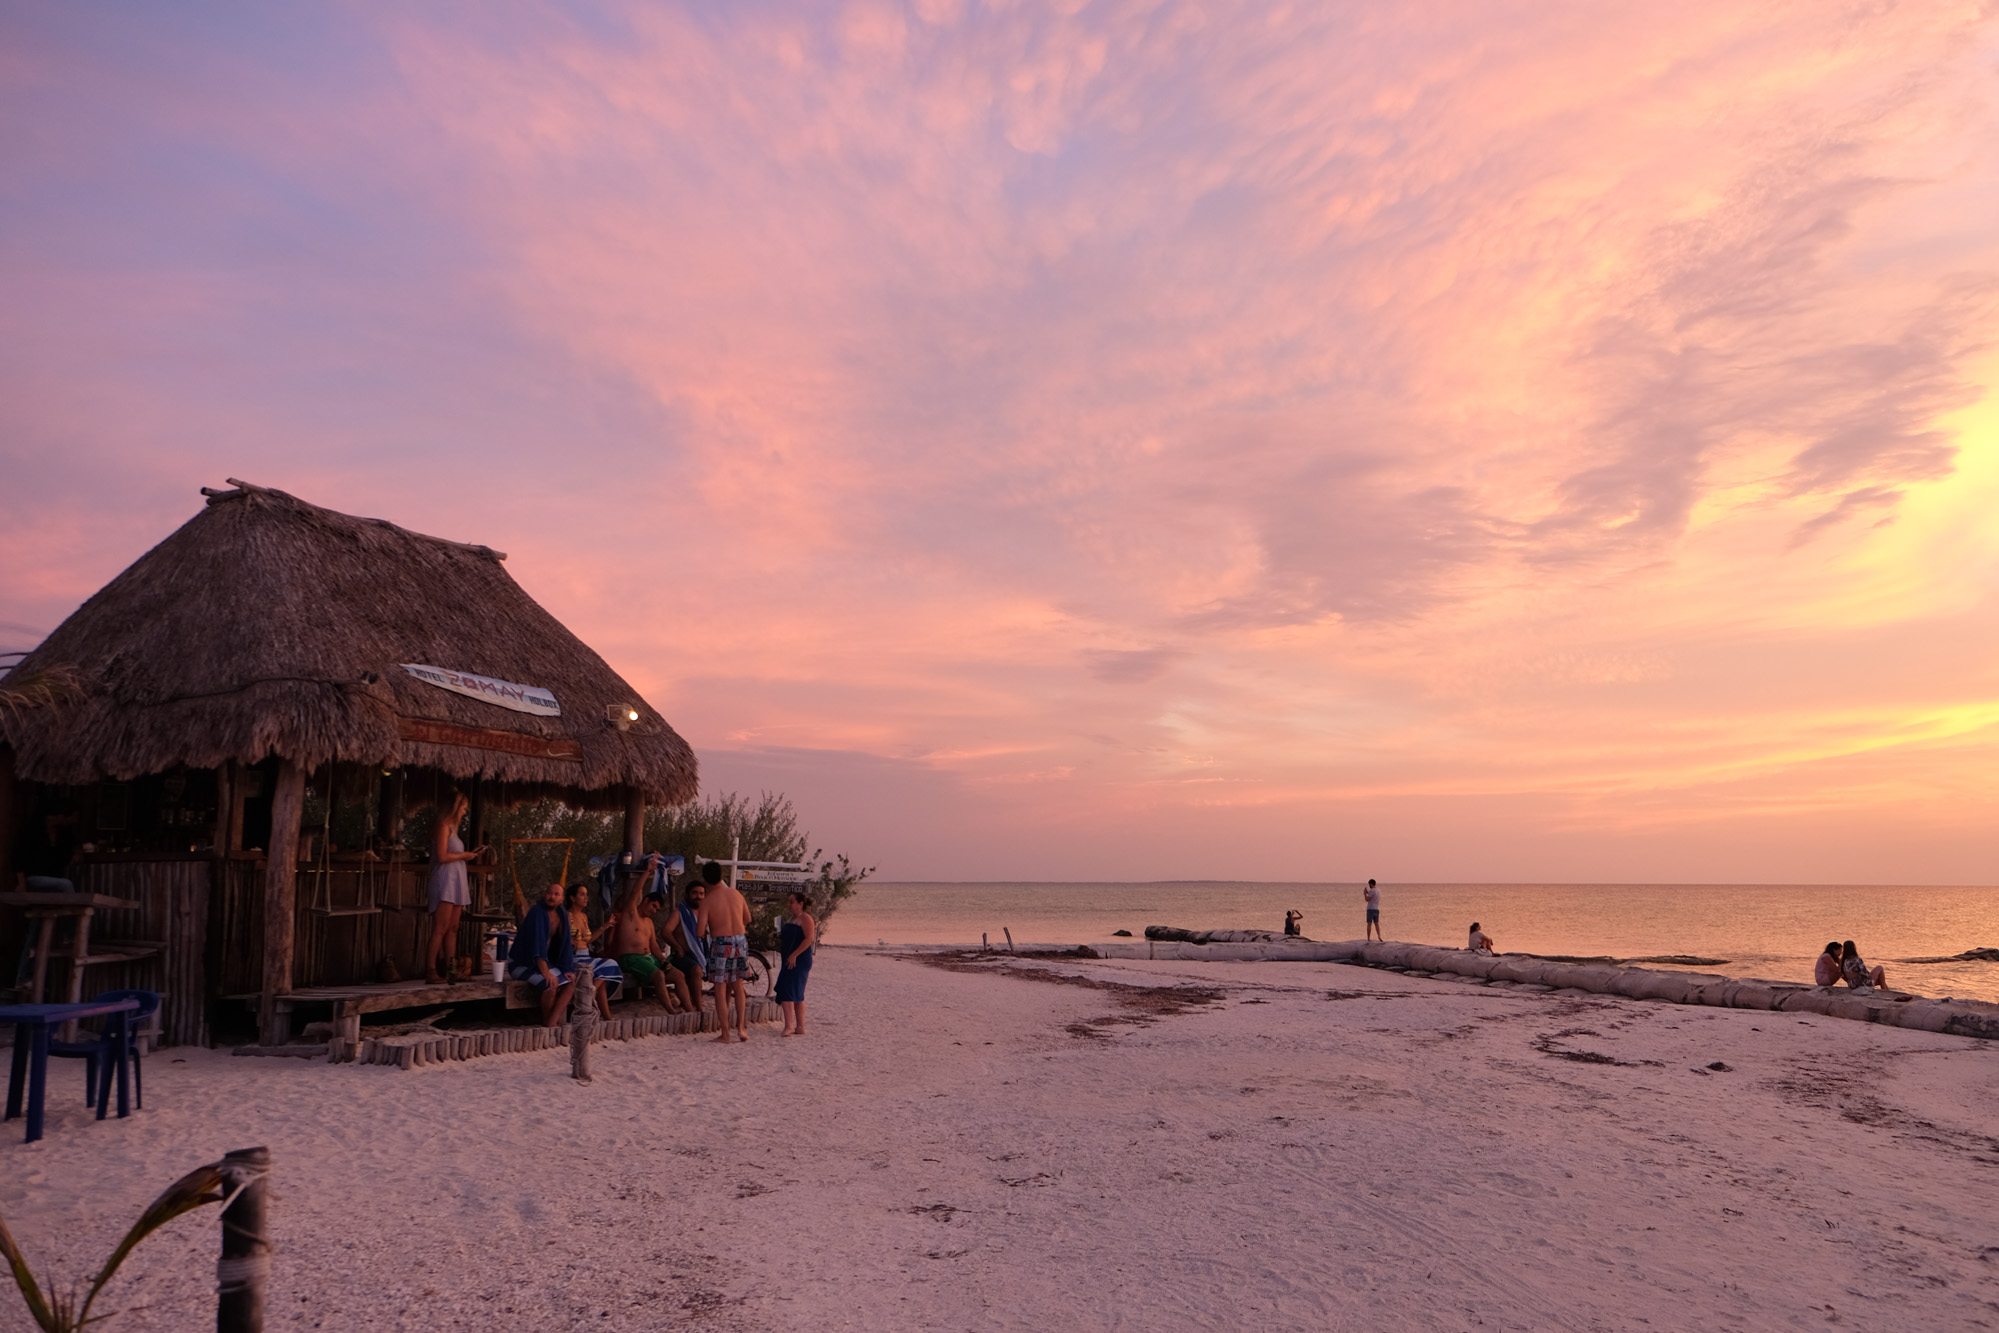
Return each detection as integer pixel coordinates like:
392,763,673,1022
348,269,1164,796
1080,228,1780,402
1,480,700,1046
2,479,696,805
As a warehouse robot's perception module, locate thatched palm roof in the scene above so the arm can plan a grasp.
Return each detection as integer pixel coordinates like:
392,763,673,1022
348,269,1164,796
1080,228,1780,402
0,480,697,806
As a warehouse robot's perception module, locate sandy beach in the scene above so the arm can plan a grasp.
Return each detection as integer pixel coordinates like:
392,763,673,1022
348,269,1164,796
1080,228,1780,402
3,947,1996,1331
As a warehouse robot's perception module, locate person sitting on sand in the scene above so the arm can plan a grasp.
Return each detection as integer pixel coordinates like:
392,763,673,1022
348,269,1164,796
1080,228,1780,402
565,882,618,1020
1468,922,1496,954
1841,940,1886,990
608,892,681,1013
1814,941,1844,987
695,861,753,1043
1283,910,1303,937
508,881,577,1026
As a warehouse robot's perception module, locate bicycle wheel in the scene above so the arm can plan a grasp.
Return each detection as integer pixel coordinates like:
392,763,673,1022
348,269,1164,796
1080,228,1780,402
745,951,776,997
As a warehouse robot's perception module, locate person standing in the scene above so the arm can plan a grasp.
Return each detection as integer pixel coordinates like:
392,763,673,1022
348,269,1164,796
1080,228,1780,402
1364,879,1383,941
425,792,486,984
777,890,817,1036
695,861,753,1043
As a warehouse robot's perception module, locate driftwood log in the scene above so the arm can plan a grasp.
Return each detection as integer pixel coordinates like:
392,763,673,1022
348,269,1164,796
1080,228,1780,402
1105,934,1999,1039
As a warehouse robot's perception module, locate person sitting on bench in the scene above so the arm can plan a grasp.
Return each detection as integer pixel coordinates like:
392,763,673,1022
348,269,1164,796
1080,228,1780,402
509,882,577,1026
608,893,682,1013
565,882,618,1021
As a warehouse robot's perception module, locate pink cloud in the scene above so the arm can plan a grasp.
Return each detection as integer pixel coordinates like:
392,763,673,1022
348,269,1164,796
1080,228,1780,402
3,1,1997,878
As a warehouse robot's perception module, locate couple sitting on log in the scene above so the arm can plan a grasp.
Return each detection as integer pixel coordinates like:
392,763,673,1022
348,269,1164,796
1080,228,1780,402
1815,941,1887,991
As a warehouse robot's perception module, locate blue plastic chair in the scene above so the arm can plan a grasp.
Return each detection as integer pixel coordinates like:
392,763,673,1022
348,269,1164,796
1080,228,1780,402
48,989,158,1115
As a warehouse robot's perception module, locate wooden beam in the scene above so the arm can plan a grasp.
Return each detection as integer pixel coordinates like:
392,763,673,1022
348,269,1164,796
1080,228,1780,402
623,786,644,859
396,717,581,761
257,758,306,1045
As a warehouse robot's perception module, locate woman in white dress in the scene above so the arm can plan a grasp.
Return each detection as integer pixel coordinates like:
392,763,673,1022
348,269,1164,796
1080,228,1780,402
425,792,485,984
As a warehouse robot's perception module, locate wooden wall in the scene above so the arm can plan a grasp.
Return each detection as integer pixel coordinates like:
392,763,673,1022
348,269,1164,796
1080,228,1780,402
71,856,491,1046
213,858,488,994
74,858,210,1048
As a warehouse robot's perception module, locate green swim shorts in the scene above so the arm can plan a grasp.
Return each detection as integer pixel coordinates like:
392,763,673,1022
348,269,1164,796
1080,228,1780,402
619,952,662,982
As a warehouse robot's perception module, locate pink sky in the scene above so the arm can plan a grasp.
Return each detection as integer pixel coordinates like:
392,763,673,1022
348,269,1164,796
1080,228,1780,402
4,2,1999,882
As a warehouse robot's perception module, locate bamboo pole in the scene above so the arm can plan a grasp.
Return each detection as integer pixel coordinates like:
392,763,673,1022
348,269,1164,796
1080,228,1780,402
216,1146,270,1333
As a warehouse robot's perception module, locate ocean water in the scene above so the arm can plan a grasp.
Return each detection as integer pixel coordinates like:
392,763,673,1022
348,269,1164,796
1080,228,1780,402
832,882,1999,1003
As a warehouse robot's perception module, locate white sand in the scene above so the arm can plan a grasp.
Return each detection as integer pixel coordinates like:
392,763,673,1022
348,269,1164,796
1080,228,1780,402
2,948,1995,1330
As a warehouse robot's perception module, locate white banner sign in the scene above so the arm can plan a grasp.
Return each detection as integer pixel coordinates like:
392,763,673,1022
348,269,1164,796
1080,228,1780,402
400,664,562,717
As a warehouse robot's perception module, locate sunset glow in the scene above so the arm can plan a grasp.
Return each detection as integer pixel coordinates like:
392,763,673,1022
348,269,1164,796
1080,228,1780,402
5,2,1997,880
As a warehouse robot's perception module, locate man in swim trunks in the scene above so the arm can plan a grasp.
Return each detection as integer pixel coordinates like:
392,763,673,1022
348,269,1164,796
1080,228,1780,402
695,860,753,1042
608,892,680,1013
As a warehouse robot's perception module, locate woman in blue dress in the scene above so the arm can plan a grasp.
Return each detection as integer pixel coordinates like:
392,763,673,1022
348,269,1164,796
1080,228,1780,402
776,889,817,1036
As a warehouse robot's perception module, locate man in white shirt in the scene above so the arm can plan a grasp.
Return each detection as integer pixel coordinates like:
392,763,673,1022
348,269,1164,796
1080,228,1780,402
1363,879,1382,941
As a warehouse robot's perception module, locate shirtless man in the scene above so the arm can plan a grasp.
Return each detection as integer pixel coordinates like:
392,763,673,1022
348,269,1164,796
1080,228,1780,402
607,893,680,1012
695,861,752,1042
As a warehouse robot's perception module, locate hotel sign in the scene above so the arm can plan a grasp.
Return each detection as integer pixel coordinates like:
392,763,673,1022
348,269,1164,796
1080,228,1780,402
400,664,561,717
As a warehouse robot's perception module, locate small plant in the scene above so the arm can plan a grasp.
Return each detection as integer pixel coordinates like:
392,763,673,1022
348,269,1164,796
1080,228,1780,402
0,1160,229,1331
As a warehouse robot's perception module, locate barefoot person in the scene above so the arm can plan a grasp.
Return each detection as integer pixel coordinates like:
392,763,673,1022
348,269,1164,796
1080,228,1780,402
1364,879,1383,941
507,881,576,1026
1468,921,1496,954
777,890,817,1036
425,792,486,984
659,882,702,1014
695,861,752,1042
1841,940,1887,990
609,893,681,1013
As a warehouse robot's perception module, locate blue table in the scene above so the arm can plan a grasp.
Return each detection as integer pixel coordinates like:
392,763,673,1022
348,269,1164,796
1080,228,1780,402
1,998,140,1143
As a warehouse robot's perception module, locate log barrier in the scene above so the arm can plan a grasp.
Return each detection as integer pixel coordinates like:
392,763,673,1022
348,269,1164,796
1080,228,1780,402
340,996,781,1069
1090,937,1999,1040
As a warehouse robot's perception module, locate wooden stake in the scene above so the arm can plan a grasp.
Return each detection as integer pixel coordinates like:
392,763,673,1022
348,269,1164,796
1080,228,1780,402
217,1145,270,1333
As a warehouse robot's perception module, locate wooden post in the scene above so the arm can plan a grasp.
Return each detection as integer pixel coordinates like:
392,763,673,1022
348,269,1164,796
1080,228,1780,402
467,776,484,853
0,746,16,891
210,763,234,856
257,760,306,1046
57,904,95,1042
26,913,56,1002
216,1145,270,1333
378,769,403,846
623,786,644,859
